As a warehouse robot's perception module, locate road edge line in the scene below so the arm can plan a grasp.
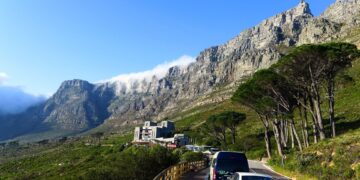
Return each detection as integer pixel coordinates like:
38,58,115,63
262,163,292,180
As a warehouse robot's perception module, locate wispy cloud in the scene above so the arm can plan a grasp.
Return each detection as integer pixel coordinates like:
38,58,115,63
0,86,46,115
0,72,46,115
100,55,195,93
0,72,8,84
107,55,195,83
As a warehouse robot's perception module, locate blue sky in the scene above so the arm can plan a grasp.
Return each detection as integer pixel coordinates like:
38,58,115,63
0,0,335,96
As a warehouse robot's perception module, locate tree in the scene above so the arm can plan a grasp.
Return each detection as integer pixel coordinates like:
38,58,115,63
232,42,359,162
203,115,228,148
273,44,328,140
91,132,104,145
233,69,304,158
180,151,204,163
203,111,246,149
232,74,275,158
274,43,359,139
320,43,359,137
216,111,246,144
255,70,303,152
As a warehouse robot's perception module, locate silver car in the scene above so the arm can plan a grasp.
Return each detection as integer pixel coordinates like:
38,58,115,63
230,172,272,180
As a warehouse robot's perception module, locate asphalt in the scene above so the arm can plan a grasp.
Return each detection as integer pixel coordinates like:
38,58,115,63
180,160,290,180
248,160,290,180
180,167,210,180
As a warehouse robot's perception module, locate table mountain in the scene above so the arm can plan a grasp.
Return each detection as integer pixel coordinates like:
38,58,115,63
1,0,359,141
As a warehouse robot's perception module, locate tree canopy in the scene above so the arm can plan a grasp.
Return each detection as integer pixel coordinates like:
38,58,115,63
232,42,360,158
203,111,246,148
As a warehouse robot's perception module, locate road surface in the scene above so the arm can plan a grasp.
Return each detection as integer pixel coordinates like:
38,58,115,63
248,160,289,179
180,160,290,180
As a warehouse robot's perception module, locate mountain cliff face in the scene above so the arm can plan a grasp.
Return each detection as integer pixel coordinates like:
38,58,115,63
1,0,360,141
0,80,116,140
42,80,115,130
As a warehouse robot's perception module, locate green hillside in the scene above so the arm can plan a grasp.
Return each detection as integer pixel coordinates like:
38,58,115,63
0,58,359,180
0,56,359,180
0,134,132,179
1,41,360,180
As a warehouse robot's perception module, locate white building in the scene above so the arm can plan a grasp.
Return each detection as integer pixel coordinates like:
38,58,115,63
133,121,175,142
151,134,189,148
133,121,189,148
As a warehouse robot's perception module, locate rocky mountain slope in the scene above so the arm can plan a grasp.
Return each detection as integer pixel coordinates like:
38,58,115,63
1,0,359,141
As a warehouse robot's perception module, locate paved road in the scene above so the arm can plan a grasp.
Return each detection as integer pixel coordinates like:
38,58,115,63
180,167,210,180
248,160,289,180
180,160,290,180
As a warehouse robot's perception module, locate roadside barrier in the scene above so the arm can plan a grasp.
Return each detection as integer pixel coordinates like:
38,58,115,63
153,160,206,180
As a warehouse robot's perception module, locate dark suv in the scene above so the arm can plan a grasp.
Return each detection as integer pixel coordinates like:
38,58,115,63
210,152,250,180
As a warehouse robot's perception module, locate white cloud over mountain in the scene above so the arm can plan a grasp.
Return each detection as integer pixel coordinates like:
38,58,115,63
100,55,196,93
107,55,195,83
0,55,196,114
0,73,46,115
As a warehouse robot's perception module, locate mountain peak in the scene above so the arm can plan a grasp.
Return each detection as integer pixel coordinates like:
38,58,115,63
59,79,93,90
336,0,359,2
321,0,360,24
293,0,312,16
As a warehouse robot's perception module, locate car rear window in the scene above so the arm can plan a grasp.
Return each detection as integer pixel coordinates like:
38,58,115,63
216,153,249,172
242,176,272,180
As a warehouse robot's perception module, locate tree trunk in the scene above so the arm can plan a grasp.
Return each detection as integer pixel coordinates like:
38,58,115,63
290,119,303,152
299,106,306,147
264,126,272,159
299,98,310,147
272,120,284,158
308,66,325,140
260,115,272,159
231,127,236,144
312,121,318,143
280,120,284,146
280,120,288,148
299,107,309,148
312,95,326,140
285,120,289,147
302,106,310,147
296,92,312,146
309,95,319,143
328,78,336,137
290,122,295,149
221,130,227,148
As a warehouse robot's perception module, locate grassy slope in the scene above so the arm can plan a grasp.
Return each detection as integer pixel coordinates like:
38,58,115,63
0,134,132,179
269,130,360,180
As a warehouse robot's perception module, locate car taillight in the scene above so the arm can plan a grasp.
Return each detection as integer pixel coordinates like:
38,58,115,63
212,169,217,180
